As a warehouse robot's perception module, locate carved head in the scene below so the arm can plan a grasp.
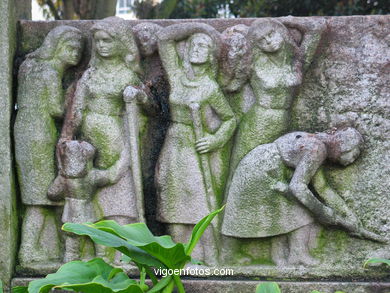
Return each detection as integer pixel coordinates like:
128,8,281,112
58,140,96,178
220,24,250,92
249,19,294,54
90,17,141,73
327,127,364,166
133,23,162,56
188,33,214,64
27,25,84,67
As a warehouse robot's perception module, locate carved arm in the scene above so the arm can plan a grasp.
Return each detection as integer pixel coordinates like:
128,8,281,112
280,16,326,72
288,143,338,225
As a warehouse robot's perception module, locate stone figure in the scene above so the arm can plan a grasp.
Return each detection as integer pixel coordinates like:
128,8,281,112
14,25,84,269
48,140,128,262
230,18,326,170
222,127,386,266
63,17,157,260
133,23,169,229
219,24,255,124
156,23,237,264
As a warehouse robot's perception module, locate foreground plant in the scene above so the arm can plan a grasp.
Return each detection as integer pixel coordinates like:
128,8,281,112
13,207,223,293
256,282,281,293
255,282,346,293
13,258,147,293
364,258,390,268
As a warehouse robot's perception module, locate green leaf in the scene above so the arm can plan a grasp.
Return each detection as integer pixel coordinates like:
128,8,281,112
11,286,28,293
364,258,390,268
72,221,190,269
185,206,224,255
0,280,3,293
120,254,133,263
62,223,164,268
25,258,144,293
256,282,281,293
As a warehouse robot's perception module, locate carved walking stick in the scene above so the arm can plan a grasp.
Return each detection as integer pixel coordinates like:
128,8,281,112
125,95,146,223
189,103,218,214
190,102,220,264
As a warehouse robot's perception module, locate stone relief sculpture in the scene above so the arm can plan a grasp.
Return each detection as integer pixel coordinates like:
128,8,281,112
12,17,389,281
59,17,157,261
219,24,252,119
14,25,84,270
48,140,128,262
230,18,326,170
222,127,386,266
133,23,169,228
155,22,237,264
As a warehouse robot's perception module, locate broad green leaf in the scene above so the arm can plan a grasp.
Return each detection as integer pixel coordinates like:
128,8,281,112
12,286,28,293
77,221,190,269
121,254,132,263
0,280,3,293
364,258,390,268
185,206,224,255
256,282,281,293
25,258,144,293
62,223,164,268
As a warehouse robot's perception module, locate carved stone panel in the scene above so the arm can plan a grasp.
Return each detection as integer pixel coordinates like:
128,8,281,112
11,16,390,283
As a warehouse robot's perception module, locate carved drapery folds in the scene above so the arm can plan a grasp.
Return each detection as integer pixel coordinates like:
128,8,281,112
14,16,389,275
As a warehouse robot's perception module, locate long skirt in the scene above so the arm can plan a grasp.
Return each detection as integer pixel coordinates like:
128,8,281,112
222,143,313,238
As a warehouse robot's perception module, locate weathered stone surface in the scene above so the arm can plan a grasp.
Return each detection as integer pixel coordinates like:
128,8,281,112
13,16,390,281
15,25,85,271
0,0,18,289
11,278,390,293
15,0,31,20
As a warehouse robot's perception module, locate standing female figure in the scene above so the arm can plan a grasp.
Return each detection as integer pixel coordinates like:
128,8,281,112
15,25,84,269
230,18,325,170
156,23,236,264
66,17,156,241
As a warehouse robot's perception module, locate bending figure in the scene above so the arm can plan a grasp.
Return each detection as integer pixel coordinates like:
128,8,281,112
222,127,386,266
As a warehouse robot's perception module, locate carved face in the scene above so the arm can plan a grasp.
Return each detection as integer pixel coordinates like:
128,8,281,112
228,34,247,59
94,30,121,58
331,128,363,166
189,34,212,64
137,29,158,56
56,38,83,66
257,29,284,53
338,147,361,166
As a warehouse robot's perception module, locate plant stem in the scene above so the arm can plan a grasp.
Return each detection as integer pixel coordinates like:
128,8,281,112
162,280,175,293
173,275,185,293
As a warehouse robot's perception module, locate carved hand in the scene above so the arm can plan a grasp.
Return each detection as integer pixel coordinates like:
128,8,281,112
195,135,221,154
47,176,65,201
123,86,147,104
334,212,361,233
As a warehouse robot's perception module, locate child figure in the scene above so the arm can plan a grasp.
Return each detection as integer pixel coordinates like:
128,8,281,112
48,140,127,262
